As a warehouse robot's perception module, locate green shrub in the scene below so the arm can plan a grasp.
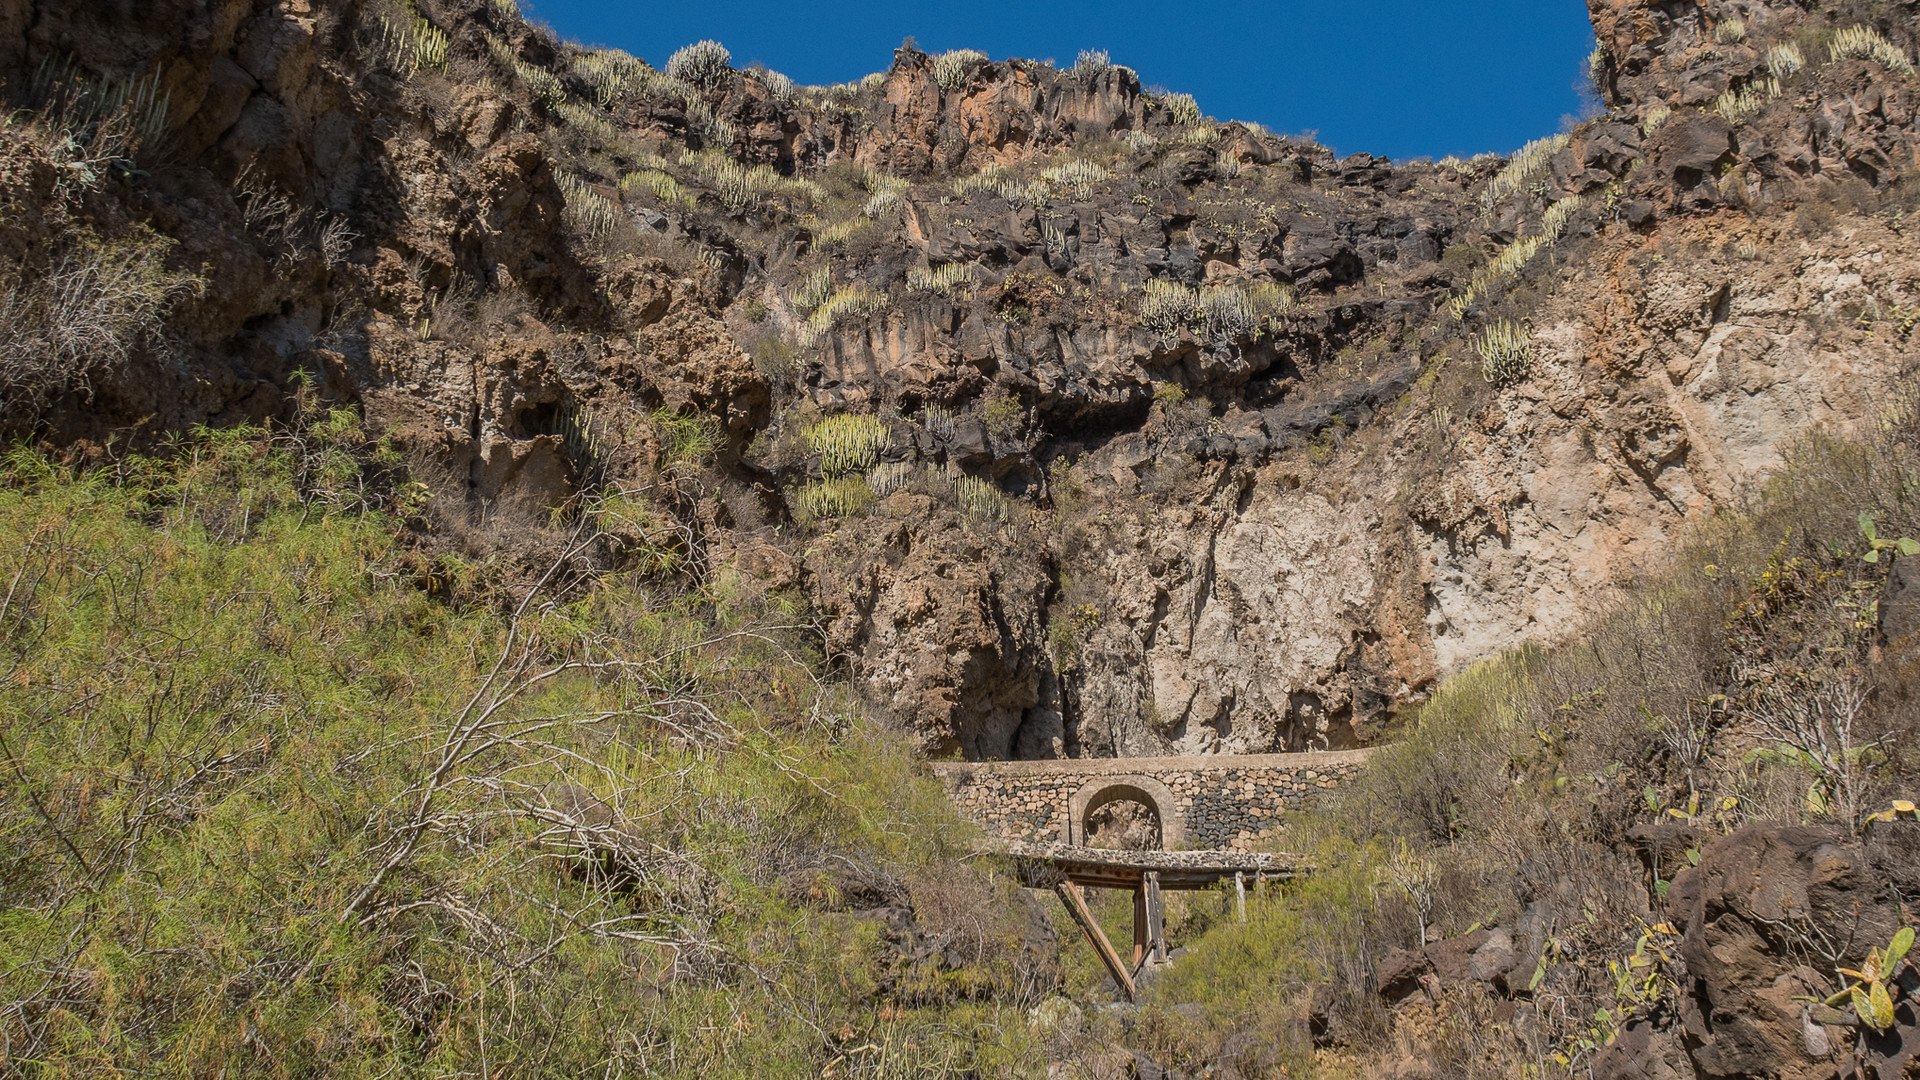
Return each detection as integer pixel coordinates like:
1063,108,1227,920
804,413,890,476
1039,158,1110,200
790,265,834,314
22,56,172,169
1478,133,1571,215
1068,49,1120,83
683,99,736,148
1155,91,1203,126
558,173,621,238
860,169,910,219
703,157,780,214
489,36,567,110
1827,25,1914,75
1541,192,1585,242
796,475,874,520
1180,123,1220,147
1766,42,1806,79
1139,835,1399,1069
681,150,821,214
931,49,988,92
553,98,618,144
0,419,1045,1076
1136,280,1302,343
1714,77,1779,125
906,262,978,295
867,460,915,497
1138,279,1198,340
953,163,1018,199
621,167,692,209
981,393,1023,438
665,39,734,91
573,48,651,106
802,282,887,343
1476,319,1534,386
954,474,1007,522
920,406,958,441
1450,196,1582,319
374,2,449,76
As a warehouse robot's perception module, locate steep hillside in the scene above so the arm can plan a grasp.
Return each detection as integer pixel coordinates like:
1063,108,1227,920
3,0,1920,1074
8,0,1914,764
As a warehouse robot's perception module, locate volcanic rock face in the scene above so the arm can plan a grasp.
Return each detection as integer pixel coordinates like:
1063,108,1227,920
8,0,1919,757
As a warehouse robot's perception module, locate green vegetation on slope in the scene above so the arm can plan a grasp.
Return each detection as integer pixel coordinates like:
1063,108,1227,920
0,408,1051,1077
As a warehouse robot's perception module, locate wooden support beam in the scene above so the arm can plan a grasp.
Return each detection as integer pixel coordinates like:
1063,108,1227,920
1146,870,1167,964
1131,882,1148,967
1055,881,1136,1002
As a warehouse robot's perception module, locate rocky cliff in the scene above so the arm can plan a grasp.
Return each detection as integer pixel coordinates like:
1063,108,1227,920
4,0,1917,762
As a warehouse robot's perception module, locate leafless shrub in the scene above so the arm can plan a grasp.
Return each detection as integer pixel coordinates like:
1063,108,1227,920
316,213,357,268
0,233,202,418
1743,669,1879,833
17,55,173,177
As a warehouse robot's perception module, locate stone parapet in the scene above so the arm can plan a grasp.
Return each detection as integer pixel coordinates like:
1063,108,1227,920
931,750,1369,852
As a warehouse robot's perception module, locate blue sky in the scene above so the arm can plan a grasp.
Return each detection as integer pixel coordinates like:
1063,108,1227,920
519,0,1599,161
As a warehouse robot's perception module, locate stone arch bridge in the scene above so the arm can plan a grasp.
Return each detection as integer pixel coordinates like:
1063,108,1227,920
930,750,1370,853
929,750,1371,1000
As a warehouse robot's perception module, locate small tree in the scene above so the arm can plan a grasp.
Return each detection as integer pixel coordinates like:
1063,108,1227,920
1385,840,1438,946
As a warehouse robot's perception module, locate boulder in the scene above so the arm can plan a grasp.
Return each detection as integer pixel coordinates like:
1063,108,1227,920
1665,823,1920,1080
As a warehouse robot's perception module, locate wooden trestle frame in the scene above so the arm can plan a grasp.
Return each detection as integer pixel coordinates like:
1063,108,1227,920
1039,862,1278,1002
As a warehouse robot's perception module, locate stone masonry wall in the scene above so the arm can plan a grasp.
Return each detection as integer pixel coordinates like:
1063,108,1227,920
930,750,1370,853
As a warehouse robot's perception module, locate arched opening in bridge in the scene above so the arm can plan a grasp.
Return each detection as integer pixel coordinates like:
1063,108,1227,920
1086,793,1160,850
1067,775,1184,850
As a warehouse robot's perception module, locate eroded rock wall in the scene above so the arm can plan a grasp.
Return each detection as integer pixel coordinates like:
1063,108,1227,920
8,0,1918,761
